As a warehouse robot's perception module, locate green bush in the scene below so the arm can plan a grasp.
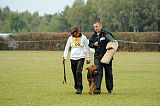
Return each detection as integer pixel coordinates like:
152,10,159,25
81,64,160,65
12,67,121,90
1,32,160,51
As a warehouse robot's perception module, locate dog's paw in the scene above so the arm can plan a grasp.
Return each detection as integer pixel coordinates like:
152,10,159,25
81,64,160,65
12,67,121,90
88,92,92,94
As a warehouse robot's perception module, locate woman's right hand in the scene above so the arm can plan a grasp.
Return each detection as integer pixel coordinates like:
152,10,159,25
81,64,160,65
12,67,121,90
62,57,66,64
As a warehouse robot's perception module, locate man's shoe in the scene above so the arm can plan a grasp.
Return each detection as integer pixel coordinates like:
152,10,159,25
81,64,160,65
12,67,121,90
76,89,82,94
93,90,101,94
108,90,112,94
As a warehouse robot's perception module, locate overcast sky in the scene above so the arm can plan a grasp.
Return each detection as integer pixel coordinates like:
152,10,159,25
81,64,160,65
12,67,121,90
0,0,87,16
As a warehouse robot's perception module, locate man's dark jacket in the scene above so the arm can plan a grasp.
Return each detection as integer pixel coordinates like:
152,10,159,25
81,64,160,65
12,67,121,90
89,30,115,59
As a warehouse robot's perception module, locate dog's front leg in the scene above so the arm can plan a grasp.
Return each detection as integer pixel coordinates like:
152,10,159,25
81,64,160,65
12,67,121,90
90,80,95,93
88,79,95,94
88,80,93,94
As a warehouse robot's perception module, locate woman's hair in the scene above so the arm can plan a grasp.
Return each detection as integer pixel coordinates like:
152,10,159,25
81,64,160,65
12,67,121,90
71,26,81,34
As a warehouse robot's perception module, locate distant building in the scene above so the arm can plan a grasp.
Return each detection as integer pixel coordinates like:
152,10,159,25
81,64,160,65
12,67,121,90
0,33,15,38
0,33,17,49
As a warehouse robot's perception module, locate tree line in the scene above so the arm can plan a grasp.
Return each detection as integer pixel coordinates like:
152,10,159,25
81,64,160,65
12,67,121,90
0,0,159,33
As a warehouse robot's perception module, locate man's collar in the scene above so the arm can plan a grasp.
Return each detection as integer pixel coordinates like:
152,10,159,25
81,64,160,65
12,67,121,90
94,29,105,35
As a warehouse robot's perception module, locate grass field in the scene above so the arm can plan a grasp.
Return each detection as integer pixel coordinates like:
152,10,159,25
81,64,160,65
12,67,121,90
0,51,160,106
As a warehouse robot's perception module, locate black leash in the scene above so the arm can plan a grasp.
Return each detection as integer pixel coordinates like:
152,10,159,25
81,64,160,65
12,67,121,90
63,63,67,84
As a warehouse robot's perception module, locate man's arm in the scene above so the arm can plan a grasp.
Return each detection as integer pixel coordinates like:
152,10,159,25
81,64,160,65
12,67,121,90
105,33,115,42
89,36,98,48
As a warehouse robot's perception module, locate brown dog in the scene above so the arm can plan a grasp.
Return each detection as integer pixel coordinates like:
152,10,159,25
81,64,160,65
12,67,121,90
86,65,97,94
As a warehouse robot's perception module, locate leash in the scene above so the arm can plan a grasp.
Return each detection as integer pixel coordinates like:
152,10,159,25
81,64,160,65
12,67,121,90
116,40,160,45
63,63,67,84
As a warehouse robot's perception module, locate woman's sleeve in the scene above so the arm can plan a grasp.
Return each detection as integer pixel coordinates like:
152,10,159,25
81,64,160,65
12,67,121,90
63,37,71,59
84,36,90,60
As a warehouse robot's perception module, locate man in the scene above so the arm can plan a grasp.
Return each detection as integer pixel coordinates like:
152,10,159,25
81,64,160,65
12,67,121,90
89,21,116,94
63,26,90,94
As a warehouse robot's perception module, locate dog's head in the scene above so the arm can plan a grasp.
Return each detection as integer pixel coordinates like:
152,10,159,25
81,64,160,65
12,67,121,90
86,65,97,74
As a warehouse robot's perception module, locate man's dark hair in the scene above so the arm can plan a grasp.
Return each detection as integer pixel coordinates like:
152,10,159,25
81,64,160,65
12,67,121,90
93,21,102,25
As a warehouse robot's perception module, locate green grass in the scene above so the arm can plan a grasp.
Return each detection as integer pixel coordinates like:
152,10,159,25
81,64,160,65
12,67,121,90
0,51,160,106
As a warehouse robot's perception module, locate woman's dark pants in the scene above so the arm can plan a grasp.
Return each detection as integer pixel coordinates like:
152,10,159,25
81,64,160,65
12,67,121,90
70,58,85,90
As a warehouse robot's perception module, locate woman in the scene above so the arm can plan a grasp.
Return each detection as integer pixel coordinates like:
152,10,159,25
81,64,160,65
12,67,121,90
63,26,90,94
